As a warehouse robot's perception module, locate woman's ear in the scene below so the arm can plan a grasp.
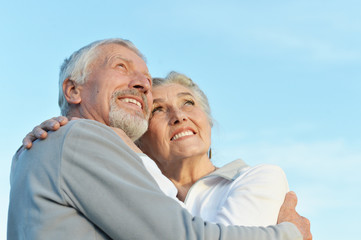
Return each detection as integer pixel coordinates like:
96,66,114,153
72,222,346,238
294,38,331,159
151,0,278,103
63,78,82,105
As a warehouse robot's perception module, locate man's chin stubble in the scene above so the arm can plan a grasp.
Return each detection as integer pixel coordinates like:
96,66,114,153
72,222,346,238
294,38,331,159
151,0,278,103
109,108,148,141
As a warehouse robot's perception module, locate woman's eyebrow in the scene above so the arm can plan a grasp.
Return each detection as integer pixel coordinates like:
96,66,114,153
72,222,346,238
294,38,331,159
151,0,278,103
152,98,165,104
152,92,194,104
177,92,193,98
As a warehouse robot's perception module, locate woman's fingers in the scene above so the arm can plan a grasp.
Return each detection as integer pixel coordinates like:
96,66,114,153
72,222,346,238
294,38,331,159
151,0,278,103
22,116,69,149
56,116,69,126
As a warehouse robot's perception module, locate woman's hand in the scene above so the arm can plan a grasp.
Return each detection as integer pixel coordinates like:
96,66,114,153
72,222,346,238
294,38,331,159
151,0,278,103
23,116,69,149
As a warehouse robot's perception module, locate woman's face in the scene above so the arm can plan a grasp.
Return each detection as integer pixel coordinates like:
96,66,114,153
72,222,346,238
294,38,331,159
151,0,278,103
139,83,211,167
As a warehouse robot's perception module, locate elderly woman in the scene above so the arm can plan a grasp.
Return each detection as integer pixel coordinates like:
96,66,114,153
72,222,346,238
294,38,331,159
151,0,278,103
23,71,288,227
137,72,289,226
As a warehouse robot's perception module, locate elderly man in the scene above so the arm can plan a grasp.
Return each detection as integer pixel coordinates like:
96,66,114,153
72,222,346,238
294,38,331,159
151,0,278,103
8,38,311,240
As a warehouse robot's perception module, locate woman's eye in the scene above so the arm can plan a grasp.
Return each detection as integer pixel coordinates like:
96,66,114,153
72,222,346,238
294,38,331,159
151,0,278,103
152,106,164,114
184,99,195,106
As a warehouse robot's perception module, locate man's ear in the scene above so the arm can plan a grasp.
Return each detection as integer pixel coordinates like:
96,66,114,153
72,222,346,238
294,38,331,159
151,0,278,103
63,78,82,104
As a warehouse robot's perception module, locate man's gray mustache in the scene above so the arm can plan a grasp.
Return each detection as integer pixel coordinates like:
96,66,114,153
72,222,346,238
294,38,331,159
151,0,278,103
111,89,149,115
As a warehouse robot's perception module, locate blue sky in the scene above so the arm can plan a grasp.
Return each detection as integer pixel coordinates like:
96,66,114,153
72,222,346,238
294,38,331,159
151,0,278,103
1,0,360,239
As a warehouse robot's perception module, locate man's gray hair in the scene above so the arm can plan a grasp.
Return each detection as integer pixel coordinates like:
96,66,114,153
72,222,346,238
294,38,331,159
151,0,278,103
153,71,213,127
58,38,145,116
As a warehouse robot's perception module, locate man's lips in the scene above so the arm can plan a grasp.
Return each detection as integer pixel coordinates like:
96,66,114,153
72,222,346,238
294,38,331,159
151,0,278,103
171,128,196,141
119,97,143,109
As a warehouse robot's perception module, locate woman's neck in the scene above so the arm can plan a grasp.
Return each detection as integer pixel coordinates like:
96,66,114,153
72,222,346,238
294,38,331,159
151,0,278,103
161,154,216,202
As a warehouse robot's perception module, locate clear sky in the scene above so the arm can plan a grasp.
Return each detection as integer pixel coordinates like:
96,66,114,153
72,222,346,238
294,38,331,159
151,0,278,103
1,0,360,239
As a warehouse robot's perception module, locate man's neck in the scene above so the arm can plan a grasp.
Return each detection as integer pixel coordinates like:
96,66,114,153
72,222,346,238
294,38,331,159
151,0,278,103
110,127,143,153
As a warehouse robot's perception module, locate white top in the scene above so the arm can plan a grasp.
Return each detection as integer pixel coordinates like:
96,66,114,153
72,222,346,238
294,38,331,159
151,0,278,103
138,154,185,206
138,154,289,227
184,159,289,226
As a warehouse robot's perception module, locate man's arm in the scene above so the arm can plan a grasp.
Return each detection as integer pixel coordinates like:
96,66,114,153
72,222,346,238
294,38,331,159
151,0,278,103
278,192,312,240
59,119,306,239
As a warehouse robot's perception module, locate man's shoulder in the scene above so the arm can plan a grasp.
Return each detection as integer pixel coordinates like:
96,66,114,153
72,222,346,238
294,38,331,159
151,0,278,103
60,119,127,149
63,119,112,133
58,119,117,141
62,119,137,156
14,120,118,161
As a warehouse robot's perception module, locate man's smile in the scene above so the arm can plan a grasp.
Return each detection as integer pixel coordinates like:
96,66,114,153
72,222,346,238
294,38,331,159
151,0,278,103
119,97,142,109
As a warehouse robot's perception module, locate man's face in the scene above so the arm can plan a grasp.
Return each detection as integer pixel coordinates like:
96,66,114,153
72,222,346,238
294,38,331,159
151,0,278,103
78,43,153,140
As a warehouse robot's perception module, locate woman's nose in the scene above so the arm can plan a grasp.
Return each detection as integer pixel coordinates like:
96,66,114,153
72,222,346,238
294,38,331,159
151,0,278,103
169,109,187,125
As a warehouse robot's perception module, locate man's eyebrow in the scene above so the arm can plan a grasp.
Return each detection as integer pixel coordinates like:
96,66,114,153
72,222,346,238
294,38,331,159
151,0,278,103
106,55,151,79
106,55,130,64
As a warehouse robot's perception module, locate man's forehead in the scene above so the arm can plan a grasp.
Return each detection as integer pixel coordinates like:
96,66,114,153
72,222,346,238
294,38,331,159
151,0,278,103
96,44,136,60
95,44,150,72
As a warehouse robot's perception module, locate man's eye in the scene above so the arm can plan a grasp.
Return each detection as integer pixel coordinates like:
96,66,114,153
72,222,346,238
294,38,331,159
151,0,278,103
117,63,126,69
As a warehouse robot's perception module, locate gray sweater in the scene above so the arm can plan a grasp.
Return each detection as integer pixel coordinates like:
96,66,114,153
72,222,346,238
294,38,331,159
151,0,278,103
8,119,301,240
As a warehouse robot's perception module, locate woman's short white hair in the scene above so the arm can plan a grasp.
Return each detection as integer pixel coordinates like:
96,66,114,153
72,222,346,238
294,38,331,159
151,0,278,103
152,71,213,127
58,38,145,116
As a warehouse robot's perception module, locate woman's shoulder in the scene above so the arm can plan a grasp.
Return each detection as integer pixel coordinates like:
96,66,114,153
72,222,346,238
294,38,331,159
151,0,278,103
232,162,289,191
218,159,286,178
245,163,286,176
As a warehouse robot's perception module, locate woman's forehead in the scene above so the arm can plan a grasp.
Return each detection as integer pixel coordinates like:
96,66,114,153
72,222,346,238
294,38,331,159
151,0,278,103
152,83,193,98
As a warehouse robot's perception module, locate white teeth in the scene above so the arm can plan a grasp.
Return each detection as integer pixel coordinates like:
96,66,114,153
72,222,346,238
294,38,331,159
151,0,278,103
172,130,194,141
121,98,142,108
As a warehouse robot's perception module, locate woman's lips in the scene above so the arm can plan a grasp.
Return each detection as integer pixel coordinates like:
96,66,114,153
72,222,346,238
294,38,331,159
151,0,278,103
171,130,195,141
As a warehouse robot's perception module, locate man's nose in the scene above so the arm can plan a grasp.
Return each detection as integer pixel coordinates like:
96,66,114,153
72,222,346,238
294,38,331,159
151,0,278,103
130,72,151,94
169,108,187,125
